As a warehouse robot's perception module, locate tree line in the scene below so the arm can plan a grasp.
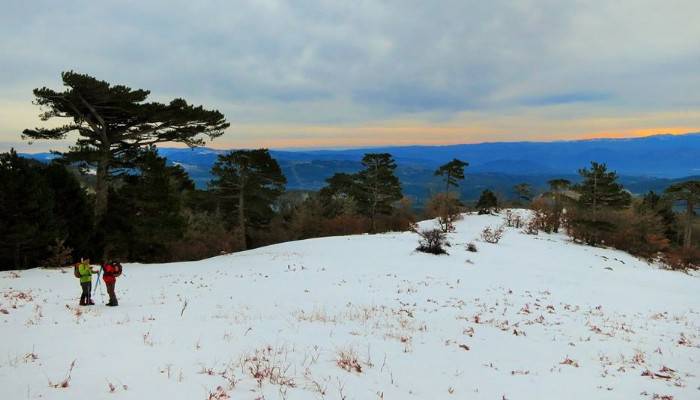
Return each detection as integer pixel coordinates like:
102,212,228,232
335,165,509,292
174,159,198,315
1,72,698,270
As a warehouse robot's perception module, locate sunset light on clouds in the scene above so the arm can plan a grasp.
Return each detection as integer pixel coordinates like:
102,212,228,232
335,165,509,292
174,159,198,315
1,0,699,151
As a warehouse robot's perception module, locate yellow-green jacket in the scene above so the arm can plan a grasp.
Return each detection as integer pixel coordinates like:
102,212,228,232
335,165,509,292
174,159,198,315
77,262,94,283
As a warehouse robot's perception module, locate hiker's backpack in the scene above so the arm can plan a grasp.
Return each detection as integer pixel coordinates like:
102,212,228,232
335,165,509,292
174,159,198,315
113,263,123,277
73,264,80,278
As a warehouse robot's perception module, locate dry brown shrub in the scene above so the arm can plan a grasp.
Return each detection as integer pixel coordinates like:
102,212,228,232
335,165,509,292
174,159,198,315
663,247,700,271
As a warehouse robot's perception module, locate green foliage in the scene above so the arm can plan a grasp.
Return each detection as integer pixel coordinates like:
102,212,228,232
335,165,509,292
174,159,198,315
434,158,468,193
475,189,499,214
23,71,228,219
639,191,677,244
315,154,409,233
568,207,670,258
318,172,359,217
211,149,286,248
432,159,468,232
0,150,57,269
575,162,631,211
101,150,192,262
355,153,403,231
0,150,92,270
43,162,94,257
568,163,631,245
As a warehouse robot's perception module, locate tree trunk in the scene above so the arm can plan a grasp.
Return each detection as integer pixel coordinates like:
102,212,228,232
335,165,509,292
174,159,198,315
94,150,110,221
370,174,378,233
684,200,694,249
238,186,247,250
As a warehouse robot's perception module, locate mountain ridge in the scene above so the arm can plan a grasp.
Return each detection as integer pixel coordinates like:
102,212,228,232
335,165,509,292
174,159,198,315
19,133,700,202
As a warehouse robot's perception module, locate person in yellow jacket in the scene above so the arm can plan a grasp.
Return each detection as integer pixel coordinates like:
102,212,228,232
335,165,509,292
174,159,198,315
76,258,97,306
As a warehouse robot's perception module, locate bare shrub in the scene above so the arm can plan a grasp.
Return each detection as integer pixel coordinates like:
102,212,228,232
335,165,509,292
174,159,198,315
169,210,244,261
240,345,296,389
336,348,363,373
503,210,524,229
526,198,561,234
425,193,462,232
605,209,671,259
480,226,504,244
567,208,672,258
466,242,478,252
523,218,539,235
49,360,76,388
414,228,449,255
663,247,700,271
207,386,230,400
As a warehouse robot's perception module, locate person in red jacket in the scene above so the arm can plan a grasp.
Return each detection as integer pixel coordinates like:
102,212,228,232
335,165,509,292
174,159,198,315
102,261,122,306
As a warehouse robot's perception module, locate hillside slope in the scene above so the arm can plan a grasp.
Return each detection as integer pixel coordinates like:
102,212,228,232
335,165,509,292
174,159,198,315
0,212,698,399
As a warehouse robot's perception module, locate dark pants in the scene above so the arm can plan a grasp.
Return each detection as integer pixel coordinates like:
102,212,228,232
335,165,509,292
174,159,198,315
106,282,118,306
80,282,92,305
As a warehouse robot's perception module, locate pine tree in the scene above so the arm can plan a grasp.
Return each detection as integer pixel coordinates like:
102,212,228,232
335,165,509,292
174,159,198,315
102,150,193,261
0,150,58,269
23,71,228,221
433,159,468,232
571,162,631,245
665,180,700,249
434,159,468,195
43,162,93,259
576,162,631,213
475,189,499,214
639,191,677,244
318,172,359,218
210,149,286,249
355,153,403,232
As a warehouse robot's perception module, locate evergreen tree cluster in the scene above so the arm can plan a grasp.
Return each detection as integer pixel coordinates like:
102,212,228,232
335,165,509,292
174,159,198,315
543,162,698,269
0,150,92,269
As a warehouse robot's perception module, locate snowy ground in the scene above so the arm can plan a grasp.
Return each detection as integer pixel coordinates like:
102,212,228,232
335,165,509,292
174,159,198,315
1,212,698,400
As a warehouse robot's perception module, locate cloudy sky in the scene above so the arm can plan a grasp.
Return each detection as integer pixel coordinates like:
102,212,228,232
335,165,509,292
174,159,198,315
1,0,699,151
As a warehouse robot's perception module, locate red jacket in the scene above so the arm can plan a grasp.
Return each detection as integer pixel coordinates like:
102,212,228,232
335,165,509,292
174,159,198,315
102,264,120,284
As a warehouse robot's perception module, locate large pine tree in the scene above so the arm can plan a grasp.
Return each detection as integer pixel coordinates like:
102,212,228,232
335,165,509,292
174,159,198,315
434,158,468,195
355,153,403,232
210,149,286,249
433,159,468,231
23,71,229,221
571,162,631,244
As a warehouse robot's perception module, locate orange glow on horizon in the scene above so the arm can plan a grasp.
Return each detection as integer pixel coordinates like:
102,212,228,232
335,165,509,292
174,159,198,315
198,126,698,149
579,127,696,140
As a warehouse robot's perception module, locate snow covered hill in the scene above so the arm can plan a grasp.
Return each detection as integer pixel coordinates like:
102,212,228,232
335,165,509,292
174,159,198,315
1,212,698,400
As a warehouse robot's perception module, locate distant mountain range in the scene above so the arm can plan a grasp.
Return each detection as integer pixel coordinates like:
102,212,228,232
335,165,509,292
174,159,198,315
21,133,700,204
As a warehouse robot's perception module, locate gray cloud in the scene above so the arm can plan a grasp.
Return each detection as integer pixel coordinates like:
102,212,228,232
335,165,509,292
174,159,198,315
1,0,699,136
